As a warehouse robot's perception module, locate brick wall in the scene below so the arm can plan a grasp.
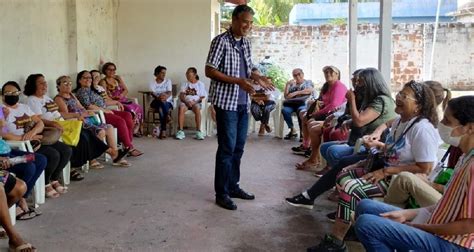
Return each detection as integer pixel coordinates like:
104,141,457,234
248,22,474,91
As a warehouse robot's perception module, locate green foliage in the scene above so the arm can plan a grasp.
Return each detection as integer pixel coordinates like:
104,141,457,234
328,18,347,25
248,0,312,26
266,64,289,92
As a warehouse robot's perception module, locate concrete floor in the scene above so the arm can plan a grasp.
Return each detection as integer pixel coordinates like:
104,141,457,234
8,133,363,252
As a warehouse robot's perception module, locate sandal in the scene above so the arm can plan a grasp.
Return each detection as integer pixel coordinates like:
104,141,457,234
9,242,36,252
16,209,36,221
128,149,143,157
90,160,105,169
113,148,129,163
70,169,84,181
0,228,7,239
51,181,68,194
45,185,60,198
112,159,131,167
28,207,41,216
284,131,298,140
295,161,319,171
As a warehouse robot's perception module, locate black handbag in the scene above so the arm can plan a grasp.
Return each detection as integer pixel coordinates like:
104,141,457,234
364,117,422,172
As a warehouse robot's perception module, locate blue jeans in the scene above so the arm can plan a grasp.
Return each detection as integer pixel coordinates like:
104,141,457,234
150,100,173,130
320,141,365,167
355,199,471,252
281,104,305,130
214,105,248,197
5,150,47,198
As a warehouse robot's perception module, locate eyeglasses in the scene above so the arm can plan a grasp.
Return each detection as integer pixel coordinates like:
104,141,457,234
61,81,73,86
3,91,21,96
396,92,417,101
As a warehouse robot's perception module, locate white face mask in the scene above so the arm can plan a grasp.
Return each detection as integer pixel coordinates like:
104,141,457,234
438,122,463,147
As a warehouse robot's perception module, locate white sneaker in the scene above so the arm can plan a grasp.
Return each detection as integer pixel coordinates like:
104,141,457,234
195,131,205,140
175,130,185,140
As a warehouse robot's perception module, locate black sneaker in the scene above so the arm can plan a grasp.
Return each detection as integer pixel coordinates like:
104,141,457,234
216,195,237,210
292,144,309,155
285,194,314,209
326,211,336,222
304,149,312,158
229,188,255,200
307,234,347,252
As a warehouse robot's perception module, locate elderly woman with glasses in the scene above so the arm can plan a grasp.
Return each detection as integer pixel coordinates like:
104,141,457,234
306,80,441,252
281,68,314,140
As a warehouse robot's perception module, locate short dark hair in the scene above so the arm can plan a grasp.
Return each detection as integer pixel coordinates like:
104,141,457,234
232,4,254,19
24,74,44,96
101,62,117,74
90,69,101,76
187,67,199,80
2,81,21,95
154,65,167,76
448,96,474,125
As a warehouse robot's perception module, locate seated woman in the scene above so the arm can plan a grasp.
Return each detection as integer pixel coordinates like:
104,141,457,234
382,81,453,208
24,74,116,171
176,67,207,140
75,70,143,159
281,68,314,140
1,81,71,199
249,68,278,136
305,81,440,252
317,68,396,169
355,95,474,252
296,66,347,154
99,62,143,136
0,158,37,251
0,116,46,221
149,65,173,139
91,70,125,110
53,75,128,167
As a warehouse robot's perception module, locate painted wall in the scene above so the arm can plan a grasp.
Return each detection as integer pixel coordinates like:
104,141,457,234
116,0,220,98
0,0,117,96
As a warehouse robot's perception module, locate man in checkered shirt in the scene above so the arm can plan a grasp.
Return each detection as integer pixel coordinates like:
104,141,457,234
205,5,273,211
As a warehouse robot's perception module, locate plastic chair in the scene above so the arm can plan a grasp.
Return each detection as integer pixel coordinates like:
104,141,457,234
173,98,208,134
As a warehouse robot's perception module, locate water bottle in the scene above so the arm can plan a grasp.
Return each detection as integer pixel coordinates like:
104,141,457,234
0,154,35,169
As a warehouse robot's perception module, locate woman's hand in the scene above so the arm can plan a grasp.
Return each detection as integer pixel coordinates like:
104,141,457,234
381,210,409,223
363,135,383,149
323,114,335,128
104,109,114,114
51,122,64,133
362,169,386,184
340,120,351,134
0,157,11,169
116,102,124,111
345,89,355,102
22,131,36,141
2,107,10,118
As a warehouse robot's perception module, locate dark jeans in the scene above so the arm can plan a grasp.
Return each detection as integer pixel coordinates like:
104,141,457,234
37,141,72,184
306,153,367,200
281,103,305,130
355,199,472,252
5,150,47,198
214,104,248,197
150,99,173,131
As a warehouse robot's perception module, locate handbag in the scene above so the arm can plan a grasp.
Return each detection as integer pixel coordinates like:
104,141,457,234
55,120,83,146
282,95,310,106
41,127,62,145
364,117,422,172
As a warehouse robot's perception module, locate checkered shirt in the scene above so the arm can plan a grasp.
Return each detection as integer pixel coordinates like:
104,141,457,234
206,30,253,111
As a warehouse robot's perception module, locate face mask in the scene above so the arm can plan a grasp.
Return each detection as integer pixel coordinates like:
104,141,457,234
438,122,463,147
3,95,19,106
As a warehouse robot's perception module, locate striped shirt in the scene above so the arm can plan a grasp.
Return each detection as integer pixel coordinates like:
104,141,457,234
206,30,253,111
427,149,474,249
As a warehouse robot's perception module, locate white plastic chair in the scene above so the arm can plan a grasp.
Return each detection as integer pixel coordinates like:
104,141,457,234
206,105,217,137
173,98,208,134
